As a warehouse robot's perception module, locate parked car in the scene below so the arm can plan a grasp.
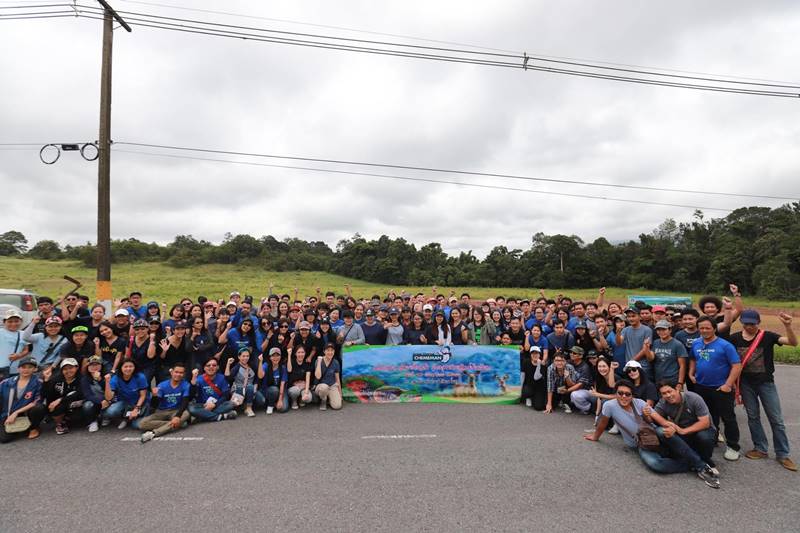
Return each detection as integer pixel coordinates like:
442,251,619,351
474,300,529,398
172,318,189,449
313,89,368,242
0,289,38,328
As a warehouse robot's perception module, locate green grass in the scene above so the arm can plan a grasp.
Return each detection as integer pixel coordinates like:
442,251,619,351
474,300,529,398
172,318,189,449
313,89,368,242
1,257,799,364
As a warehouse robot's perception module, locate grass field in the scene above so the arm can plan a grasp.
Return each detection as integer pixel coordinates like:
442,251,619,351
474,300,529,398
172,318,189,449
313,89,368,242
2,257,798,363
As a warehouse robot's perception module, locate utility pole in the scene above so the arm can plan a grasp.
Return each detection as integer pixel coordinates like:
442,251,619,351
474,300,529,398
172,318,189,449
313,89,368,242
95,0,130,315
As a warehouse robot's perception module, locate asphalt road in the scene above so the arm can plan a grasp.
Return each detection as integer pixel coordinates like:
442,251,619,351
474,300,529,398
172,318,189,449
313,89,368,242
2,367,800,533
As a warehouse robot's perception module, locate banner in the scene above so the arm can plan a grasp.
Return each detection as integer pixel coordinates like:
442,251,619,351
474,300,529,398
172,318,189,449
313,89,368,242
342,344,521,404
627,295,692,308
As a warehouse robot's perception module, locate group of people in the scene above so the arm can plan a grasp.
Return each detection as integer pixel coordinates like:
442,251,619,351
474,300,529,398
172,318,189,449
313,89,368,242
0,284,796,487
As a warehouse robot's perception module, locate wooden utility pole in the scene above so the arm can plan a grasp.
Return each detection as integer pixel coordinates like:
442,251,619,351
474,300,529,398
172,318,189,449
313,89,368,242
95,0,130,314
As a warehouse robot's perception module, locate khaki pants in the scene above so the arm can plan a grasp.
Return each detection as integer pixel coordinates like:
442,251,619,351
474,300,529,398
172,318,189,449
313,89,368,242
314,383,342,410
138,409,190,437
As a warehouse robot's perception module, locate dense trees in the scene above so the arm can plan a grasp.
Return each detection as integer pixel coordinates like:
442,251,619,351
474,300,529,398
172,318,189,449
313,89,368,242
6,203,800,297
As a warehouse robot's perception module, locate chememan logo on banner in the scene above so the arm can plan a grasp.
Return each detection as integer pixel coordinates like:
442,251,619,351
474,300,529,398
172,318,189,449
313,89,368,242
342,344,520,404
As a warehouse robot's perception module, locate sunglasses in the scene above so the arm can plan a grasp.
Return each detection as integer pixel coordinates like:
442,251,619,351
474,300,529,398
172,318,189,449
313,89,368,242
616,391,633,397
279,325,289,329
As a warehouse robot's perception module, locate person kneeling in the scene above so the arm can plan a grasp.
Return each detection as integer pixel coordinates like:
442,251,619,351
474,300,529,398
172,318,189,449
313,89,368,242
1,357,46,442
313,343,342,411
584,380,719,489
139,363,193,443
188,359,236,422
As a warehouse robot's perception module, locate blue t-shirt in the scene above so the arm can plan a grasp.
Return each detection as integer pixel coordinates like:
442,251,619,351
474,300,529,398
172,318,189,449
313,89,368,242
156,379,191,410
110,372,149,405
0,328,24,372
690,336,740,388
606,332,627,369
546,331,574,354
126,306,148,320
524,318,551,336
195,373,230,404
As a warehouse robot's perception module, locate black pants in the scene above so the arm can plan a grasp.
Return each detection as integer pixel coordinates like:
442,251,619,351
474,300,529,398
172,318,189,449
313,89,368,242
694,383,740,450
0,404,46,443
522,379,547,411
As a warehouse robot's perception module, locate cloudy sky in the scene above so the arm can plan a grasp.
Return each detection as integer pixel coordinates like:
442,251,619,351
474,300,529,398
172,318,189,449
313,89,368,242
2,0,799,257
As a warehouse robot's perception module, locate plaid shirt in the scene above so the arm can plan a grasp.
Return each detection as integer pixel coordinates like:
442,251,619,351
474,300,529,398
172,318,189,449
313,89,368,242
547,363,577,393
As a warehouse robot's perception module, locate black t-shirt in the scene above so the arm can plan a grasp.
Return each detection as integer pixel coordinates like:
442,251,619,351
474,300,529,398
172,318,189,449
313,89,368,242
728,330,782,384
130,337,159,372
99,336,128,368
287,359,311,385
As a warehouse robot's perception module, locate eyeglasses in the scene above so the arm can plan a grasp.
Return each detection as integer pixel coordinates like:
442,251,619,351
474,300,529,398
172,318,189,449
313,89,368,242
279,325,289,329
616,391,633,397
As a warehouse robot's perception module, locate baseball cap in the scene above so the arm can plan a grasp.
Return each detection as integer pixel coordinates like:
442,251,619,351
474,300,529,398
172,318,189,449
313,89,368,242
60,358,79,368
624,360,642,370
422,304,433,312
740,309,761,325
587,350,598,358
269,347,282,356
114,308,129,317
230,291,241,297
87,355,103,366
655,319,672,330
569,346,584,356
389,307,400,315
226,301,237,308
574,319,587,329
147,301,159,309
71,325,89,334
173,320,188,329
299,321,311,330
653,305,666,313
148,316,161,324
45,316,62,326
3,309,22,321
323,341,336,350
17,356,38,369
530,346,542,353
624,306,640,315
365,309,374,317
133,319,148,328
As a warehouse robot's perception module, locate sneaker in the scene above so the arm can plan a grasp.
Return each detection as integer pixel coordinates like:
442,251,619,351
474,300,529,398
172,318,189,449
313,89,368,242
717,432,726,444
320,402,327,411
745,449,768,460
55,423,69,435
291,402,299,410
88,421,99,433
608,425,620,435
100,417,111,427
697,465,720,489
140,431,155,443
266,406,274,415
117,419,128,430
724,447,741,461
216,414,224,422
245,407,255,417
525,398,532,407
561,404,572,414
223,411,237,420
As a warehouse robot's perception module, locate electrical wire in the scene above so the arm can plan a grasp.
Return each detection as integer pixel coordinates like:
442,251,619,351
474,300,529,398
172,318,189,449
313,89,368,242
113,141,799,202
69,4,800,98
112,147,734,213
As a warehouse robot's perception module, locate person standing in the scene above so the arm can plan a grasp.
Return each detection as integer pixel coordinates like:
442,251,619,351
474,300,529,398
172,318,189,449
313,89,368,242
688,316,742,461
729,309,797,471
617,306,654,381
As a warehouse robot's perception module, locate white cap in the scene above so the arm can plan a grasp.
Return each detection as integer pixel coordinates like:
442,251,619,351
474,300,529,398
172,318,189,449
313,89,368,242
230,291,240,297
423,304,433,311
624,360,642,370
530,346,542,352
60,357,79,368
3,309,22,320
114,308,129,317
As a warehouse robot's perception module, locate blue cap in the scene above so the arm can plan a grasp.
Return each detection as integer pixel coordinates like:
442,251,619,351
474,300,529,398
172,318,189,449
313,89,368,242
740,309,760,325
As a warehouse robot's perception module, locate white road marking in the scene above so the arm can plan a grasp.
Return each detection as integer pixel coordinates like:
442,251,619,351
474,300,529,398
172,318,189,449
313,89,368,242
361,434,437,440
121,436,205,442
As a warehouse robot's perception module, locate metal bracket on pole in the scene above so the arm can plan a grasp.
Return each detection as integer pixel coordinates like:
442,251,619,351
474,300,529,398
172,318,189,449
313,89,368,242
96,0,132,32
523,52,529,70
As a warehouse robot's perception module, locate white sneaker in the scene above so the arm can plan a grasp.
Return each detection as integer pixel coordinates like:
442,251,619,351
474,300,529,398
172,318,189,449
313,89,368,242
266,406,274,415
117,419,128,430
223,411,237,420
245,407,255,417
724,447,741,461
88,421,99,433
608,425,620,435
100,417,111,427
291,402,299,410
718,432,726,444
140,431,155,443
320,402,327,411
561,404,572,414
525,398,532,407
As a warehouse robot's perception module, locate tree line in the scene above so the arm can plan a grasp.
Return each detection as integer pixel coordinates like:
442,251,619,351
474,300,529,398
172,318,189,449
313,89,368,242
2,204,799,298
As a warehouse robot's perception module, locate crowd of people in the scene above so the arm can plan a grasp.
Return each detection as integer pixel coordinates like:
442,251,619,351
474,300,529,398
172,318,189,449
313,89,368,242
0,283,796,487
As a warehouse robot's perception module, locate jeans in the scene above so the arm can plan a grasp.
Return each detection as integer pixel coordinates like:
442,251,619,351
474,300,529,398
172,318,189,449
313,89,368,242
102,401,149,429
570,389,595,414
81,401,102,422
694,383,740,451
188,401,236,422
740,379,791,459
263,386,289,412
288,385,311,405
638,427,716,473
232,384,256,406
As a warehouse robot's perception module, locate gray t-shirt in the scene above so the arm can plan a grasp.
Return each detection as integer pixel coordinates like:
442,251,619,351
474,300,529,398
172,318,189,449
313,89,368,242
601,398,649,448
621,325,653,375
385,324,404,346
654,390,714,430
651,338,688,383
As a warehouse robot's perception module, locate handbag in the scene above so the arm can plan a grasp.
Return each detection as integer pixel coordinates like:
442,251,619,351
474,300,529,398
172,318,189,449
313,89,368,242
4,380,32,434
632,403,661,451
229,367,248,406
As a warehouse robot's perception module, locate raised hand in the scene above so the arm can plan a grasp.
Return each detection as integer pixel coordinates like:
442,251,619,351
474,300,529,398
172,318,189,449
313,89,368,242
779,312,792,326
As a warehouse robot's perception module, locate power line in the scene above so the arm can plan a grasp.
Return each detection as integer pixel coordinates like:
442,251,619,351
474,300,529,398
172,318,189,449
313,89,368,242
112,147,734,213
68,4,800,98
115,0,799,87
113,141,799,202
